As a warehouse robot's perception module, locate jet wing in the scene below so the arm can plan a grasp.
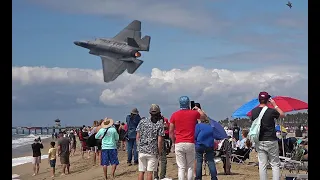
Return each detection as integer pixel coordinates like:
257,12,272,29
113,20,142,42
100,54,127,83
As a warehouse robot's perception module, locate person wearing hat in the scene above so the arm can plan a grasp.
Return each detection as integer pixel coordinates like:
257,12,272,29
136,104,165,180
95,118,119,179
251,91,285,180
169,96,207,180
126,107,141,166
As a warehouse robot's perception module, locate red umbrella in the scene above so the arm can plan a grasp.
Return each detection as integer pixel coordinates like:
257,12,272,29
247,96,308,116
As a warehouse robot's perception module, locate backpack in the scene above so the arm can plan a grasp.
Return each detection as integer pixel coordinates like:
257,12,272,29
248,106,268,143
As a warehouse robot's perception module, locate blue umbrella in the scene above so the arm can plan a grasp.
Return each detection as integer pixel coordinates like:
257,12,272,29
209,117,228,140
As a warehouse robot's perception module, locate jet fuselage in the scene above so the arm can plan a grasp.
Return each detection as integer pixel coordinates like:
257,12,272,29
74,39,140,58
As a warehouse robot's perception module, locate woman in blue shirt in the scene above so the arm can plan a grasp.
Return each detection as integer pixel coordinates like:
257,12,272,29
194,118,218,180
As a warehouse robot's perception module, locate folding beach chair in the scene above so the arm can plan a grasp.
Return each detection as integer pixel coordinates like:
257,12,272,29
280,140,308,174
231,147,252,164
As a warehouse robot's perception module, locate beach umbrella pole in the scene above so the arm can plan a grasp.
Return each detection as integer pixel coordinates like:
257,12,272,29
281,118,285,157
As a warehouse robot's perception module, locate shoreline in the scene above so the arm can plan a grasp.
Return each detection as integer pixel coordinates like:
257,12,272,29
12,137,55,159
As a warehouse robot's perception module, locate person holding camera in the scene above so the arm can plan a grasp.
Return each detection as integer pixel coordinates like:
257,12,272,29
31,137,43,176
169,96,207,180
136,104,164,180
251,91,285,180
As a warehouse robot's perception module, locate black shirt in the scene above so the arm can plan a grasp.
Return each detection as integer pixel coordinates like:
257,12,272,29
232,126,240,141
115,124,120,134
251,107,280,141
31,142,44,157
69,133,76,142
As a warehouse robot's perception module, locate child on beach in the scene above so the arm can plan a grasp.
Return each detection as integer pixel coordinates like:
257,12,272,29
48,141,57,178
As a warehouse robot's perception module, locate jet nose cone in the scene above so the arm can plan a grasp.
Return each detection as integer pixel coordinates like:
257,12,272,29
74,41,81,46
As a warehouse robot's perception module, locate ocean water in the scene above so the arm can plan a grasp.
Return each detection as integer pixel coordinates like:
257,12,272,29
12,131,52,167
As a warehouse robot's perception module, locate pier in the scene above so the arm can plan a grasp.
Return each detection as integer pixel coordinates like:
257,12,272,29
12,126,82,135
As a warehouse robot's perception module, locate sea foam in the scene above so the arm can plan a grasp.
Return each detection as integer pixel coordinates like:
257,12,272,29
12,155,49,167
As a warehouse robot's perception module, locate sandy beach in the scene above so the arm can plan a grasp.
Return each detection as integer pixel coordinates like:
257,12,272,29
12,138,306,180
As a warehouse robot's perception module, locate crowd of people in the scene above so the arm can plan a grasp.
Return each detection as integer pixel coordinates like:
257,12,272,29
30,91,307,180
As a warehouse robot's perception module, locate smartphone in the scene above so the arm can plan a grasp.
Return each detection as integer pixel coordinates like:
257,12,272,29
190,101,195,110
195,103,202,109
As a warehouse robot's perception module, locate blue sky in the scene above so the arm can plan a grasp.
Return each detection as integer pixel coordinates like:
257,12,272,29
12,0,308,126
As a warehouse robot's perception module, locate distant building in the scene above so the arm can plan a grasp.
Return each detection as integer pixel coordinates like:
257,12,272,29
54,119,61,128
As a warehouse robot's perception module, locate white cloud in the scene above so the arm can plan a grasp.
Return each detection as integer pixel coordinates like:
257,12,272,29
12,66,308,120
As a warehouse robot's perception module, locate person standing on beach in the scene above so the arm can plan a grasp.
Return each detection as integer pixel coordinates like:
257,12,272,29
80,127,90,158
119,122,127,151
57,131,71,176
126,108,141,166
136,104,164,180
89,120,100,165
194,117,218,180
48,141,57,178
95,118,119,180
31,138,44,176
69,130,77,156
169,96,207,180
251,91,285,180
153,116,170,180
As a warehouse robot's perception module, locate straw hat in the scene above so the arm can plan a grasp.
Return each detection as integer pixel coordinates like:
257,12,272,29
101,118,114,129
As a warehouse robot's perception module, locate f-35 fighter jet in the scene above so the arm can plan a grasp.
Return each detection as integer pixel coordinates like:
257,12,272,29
74,20,151,83
286,1,292,8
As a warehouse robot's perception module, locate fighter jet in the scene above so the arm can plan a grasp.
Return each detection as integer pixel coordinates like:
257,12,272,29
286,1,292,8
74,20,151,83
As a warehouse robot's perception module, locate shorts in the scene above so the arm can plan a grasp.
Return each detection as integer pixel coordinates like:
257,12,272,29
32,156,41,164
81,141,88,151
50,159,56,168
97,142,102,150
60,155,70,165
138,153,158,172
91,146,98,152
101,149,119,166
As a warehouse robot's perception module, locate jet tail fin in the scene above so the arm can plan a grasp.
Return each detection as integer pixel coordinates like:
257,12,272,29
136,35,151,51
125,59,144,74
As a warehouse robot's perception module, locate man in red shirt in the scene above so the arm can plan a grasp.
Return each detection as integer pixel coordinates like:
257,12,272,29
169,96,207,180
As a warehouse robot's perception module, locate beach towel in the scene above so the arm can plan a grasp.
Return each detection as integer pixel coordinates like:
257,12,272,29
248,106,268,143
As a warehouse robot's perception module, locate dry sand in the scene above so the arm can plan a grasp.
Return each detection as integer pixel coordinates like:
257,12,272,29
13,140,306,180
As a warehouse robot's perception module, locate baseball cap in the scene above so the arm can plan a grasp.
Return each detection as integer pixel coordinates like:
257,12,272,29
258,91,271,100
131,108,139,115
149,104,161,114
179,96,190,109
